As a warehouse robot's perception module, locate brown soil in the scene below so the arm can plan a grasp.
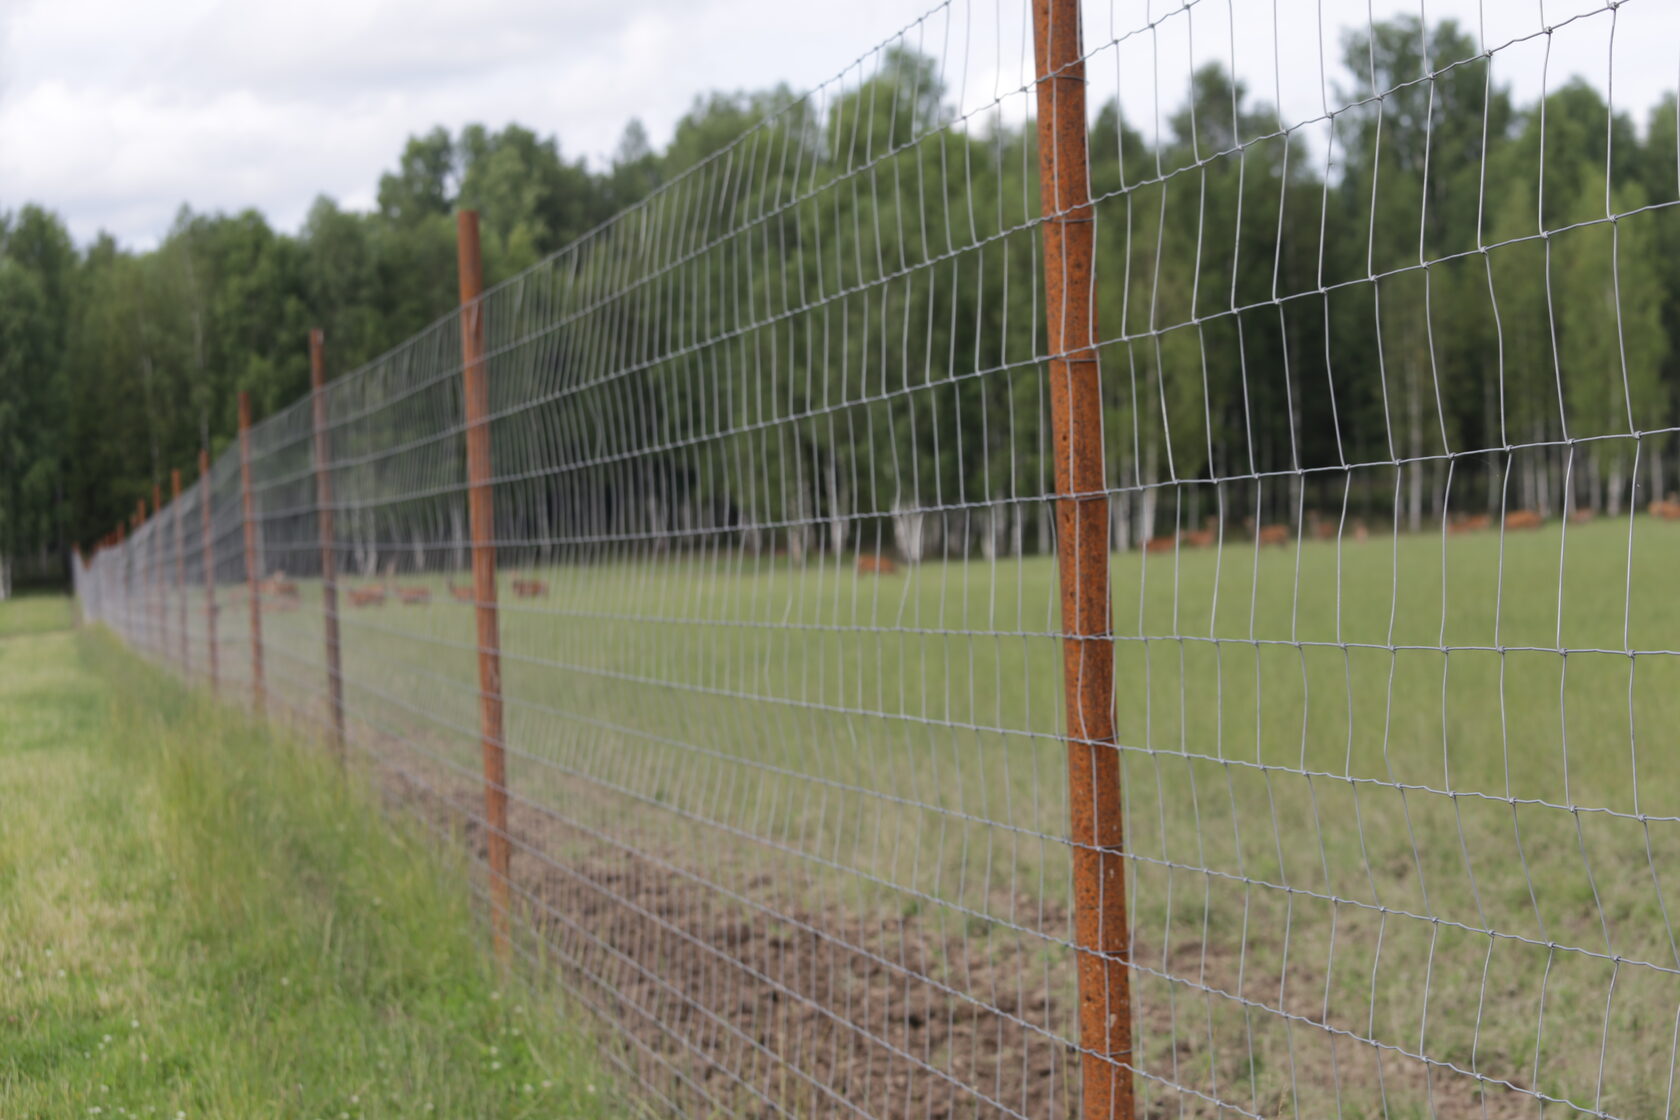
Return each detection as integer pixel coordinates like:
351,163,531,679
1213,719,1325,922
363,745,1569,1120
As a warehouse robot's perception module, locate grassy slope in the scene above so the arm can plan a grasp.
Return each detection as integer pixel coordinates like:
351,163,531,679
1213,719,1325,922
0,607,617,1119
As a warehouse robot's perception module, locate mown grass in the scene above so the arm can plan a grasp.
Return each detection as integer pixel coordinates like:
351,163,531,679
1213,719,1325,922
0,592,74,639
127,514,1680,1115
0,605,620,1120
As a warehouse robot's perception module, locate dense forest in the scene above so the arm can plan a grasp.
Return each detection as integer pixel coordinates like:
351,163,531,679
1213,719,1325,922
3,16,1677,582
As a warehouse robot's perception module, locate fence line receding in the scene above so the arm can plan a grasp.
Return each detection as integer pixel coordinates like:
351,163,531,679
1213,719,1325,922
75,1,1680,1116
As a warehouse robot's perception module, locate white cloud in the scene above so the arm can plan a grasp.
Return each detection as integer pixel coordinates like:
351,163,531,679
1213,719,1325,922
0,0,924,245
1,0,1674,249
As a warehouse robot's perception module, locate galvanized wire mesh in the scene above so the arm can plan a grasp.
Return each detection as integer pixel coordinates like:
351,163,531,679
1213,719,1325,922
75,1,1680,1116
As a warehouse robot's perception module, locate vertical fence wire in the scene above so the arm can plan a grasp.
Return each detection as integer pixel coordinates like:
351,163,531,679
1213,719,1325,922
311,329,348,759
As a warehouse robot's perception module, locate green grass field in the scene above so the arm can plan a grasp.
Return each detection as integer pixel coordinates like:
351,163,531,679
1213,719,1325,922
107,515,1680,1115
0,592,74,639
0,604,619,1119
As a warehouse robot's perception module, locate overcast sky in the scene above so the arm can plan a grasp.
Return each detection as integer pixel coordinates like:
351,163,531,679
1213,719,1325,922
2,0,1674,249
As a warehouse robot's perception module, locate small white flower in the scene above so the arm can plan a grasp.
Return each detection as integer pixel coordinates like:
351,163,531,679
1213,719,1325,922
279,977,289,987
490,1060,502,1070
130,1020,139,1029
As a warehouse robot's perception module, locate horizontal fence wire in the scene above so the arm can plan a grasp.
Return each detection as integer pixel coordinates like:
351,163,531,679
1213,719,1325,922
75,0,1680,1115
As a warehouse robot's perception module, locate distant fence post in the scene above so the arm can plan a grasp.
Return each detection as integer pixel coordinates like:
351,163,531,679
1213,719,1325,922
201,449,218,696
238,392,265,714
173,469,186,672
456,209,511,959
1031,0,1134,1117
310,329,346,761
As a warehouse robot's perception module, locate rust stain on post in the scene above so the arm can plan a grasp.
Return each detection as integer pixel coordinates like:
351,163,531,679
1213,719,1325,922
456,210,511,959
173,469,186,671
310,329,347,760
1031,0,1134,1116
201,449,218,696
238,392,265,713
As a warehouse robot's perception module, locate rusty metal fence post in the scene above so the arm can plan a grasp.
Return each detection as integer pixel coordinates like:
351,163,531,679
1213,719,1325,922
310,329,347,760
201,449,218,696
173,469,187,672
456,210,511,959
1031,1,1135,1117
238,392,265,713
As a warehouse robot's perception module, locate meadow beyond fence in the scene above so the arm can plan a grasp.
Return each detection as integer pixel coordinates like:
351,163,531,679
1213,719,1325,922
72,1,1680,1116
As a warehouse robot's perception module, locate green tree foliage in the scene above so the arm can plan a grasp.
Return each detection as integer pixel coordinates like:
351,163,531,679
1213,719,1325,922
3,18,1677,578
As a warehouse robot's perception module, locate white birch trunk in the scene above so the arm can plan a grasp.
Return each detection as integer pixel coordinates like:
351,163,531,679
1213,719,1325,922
891,497,926,564
451,501,467,572
825,456,847,557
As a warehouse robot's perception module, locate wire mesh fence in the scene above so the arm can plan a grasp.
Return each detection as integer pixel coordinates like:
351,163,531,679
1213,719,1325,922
74,0,1680,1115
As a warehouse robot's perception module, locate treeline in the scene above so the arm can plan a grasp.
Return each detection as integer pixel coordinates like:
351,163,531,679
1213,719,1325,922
0,103,739,578
3,16,1677,580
